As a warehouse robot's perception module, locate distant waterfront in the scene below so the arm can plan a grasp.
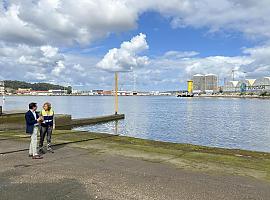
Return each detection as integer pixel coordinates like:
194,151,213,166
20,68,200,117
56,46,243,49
2,96,270,152
195,94,270,99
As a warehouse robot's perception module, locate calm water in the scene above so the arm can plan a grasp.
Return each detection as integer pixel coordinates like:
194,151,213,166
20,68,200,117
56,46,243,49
2,96,270,152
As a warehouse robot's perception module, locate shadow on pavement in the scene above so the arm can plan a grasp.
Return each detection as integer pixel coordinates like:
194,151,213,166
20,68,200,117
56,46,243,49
0,171,95,200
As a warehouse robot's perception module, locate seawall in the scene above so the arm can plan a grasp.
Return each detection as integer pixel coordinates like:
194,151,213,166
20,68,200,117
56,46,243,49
0,111,125,131
1,129,270,183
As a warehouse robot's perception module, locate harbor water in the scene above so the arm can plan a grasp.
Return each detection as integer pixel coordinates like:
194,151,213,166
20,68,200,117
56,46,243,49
2,96,270,152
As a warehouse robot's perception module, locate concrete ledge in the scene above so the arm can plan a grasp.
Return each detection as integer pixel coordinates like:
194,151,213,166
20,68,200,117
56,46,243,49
56,114,125,129
65,114,125,128
0,113,72,131
0,112,125,130
55,114,72,128
0,112,26,130
1,130,270,185
1,130,270,199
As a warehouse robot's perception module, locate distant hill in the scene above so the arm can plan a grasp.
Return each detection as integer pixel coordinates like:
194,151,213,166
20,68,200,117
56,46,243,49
4,80,72,93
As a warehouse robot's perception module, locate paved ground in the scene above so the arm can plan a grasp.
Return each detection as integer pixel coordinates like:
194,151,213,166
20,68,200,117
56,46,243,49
0,140,269,200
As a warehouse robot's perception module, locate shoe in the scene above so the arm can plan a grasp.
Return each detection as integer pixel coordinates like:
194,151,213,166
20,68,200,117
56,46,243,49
32,155,43,159
47,146,54,153
29,154,33,157
39,148,45,154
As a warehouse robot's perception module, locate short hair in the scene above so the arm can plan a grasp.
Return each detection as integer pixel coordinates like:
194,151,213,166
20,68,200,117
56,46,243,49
43,102,52,110
29,102,37,109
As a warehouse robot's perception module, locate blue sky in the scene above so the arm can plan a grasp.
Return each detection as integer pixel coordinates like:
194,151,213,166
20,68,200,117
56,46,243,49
72,11,256,58
99,12,255,57
1,1,270,91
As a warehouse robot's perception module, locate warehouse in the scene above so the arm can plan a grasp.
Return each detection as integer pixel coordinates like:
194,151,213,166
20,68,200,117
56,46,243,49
223,77,270,93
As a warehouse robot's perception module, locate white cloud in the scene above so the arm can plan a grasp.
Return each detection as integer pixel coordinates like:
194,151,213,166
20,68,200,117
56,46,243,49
40,46,58,58
52,60,65,77
163,51,199,58
0,43,66,81
0,42,116,88
1,1,270,46
18,55,39,65
150,0,270,40
97,33,149,72
133,50,258,90
73,64,84,72
0,0,139,46
25,72,47,80
241,45,270,77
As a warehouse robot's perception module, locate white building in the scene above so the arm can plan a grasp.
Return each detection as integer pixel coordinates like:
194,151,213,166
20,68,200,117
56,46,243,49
48,89,68,95
205,74,218,93
192,74,218,93
0,81,4,95
223,77,270,93
192,74,205,93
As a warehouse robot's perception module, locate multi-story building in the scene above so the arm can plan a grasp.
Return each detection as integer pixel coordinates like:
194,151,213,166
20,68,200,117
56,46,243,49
192,74,205,93
205,74,218,92
192,74,218,93
0,81,4,95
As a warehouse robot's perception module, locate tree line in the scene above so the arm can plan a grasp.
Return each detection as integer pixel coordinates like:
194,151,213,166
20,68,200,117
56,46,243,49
3,80,72,94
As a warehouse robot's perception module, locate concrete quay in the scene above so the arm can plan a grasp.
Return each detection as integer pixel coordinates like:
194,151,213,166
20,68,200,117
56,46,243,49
0,111,125,130
0,130,270,200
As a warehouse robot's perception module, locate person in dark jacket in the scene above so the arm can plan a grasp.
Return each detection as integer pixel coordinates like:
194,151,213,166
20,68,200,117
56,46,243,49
39,102,55,154
25,102,43,159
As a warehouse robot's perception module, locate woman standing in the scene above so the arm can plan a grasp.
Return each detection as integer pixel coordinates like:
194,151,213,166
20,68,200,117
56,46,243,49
39,102,55,154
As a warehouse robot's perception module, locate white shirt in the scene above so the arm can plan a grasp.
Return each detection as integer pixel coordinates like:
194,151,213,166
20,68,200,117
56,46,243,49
30,109,38,125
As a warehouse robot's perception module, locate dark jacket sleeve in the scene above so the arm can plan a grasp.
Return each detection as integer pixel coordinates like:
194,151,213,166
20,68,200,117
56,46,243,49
25,112,38,126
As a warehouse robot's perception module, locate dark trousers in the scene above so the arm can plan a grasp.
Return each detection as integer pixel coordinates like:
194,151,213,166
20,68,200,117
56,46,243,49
39,126,53,148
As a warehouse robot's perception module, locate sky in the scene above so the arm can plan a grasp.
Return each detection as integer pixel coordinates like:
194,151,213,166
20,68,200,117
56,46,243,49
1,0,270,91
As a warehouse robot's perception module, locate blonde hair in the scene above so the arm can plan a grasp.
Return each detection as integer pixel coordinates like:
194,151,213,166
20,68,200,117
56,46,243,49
43,102,52,111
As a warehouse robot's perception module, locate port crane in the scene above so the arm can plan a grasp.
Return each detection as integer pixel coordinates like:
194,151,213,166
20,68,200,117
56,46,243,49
231,69,247,81
231,69,237,81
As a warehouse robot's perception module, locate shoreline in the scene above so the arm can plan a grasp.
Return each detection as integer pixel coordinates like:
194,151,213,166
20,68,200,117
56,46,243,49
194,95,270,99
2,94,270,99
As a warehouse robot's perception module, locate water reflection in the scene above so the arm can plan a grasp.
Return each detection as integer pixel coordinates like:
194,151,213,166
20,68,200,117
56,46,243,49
114,120,118,135
4,96,270,152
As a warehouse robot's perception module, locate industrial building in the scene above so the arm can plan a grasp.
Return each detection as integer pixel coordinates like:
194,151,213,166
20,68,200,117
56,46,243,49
15,88,68,95
223,77,270,93
192,74,205,92
205,74,218,92
187,80,193,93
192,74,218,94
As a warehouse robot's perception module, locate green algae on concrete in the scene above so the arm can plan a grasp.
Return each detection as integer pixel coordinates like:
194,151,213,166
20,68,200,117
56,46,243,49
1,129,270,182
0,113,124,130
0,113,72,130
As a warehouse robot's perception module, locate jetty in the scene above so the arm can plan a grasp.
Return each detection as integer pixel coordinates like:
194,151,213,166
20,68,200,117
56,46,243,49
0,108,125,131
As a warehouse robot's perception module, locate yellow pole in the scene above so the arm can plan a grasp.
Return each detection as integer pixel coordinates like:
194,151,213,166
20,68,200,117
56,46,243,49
115,72,119,115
